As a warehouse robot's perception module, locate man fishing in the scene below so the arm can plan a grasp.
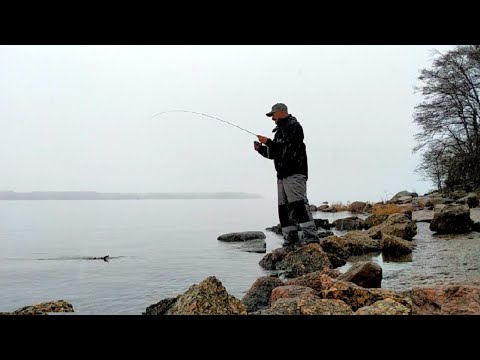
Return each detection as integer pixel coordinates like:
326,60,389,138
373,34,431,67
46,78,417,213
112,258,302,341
254,103,320,247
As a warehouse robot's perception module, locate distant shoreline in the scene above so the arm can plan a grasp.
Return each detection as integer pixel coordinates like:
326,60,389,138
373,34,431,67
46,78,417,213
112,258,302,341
0,191,263,200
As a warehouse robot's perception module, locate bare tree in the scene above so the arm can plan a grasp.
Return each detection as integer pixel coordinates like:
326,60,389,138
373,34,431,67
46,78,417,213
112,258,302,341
413,45,480,191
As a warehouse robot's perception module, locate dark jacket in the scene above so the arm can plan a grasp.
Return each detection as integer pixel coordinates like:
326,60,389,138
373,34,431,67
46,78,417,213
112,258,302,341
257,114,308,180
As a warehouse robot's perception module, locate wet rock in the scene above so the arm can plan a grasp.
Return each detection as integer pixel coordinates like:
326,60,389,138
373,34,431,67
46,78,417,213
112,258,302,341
337,261,382,288
332,216,365,231
367,213,417,241
319,236,350,268
217,231,266,242
382,252,412,263
430,204,473,234
381,234,414,256
238,238,267,253
314,218,331,230
338,231,383,255
265,224,282,235
241,276,285,313
259,247,290,270
276,243,332,278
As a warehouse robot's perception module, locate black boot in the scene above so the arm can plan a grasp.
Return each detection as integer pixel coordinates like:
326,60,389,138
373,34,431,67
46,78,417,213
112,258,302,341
281,226,299,248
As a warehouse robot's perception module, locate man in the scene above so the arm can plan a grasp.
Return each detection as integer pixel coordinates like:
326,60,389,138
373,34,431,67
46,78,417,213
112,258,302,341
254,103,319,247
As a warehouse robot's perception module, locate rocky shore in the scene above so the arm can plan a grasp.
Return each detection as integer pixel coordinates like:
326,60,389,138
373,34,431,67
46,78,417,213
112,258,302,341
3,190,480,315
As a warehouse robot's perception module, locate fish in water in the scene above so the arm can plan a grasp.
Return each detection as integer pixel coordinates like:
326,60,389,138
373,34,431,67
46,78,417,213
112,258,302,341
89,255,110,262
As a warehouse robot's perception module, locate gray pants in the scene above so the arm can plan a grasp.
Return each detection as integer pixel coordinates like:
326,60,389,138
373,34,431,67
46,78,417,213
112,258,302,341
277,174,319,245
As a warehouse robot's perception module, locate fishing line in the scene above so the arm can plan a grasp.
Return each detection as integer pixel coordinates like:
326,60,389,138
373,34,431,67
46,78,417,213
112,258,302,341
152,110,257,137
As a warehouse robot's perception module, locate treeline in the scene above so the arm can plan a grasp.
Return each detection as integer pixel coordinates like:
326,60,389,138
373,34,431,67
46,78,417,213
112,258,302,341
414,45,480,193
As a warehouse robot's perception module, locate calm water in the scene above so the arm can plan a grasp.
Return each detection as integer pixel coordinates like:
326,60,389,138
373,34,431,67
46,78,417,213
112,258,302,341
0,199,282,314
1,200,480,314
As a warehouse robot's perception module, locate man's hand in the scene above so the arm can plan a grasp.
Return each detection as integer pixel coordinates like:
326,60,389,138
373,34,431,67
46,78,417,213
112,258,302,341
257,135,268,144
254,141,261,151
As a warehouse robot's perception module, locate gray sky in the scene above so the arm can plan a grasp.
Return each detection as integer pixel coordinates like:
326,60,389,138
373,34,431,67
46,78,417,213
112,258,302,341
0,45,456,204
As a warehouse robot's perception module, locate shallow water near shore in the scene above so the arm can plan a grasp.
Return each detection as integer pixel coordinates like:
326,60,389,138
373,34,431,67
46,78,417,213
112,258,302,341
337,222,480,292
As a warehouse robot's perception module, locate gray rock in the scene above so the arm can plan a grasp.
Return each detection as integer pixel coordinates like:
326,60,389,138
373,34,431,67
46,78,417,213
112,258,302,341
337,261,382,288
217,231,266,242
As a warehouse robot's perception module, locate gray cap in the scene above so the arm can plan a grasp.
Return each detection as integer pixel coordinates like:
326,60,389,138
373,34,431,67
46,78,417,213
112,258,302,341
266,103,288,117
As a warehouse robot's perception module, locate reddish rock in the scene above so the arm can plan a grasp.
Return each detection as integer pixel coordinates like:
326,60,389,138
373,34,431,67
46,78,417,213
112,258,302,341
409,285,480,315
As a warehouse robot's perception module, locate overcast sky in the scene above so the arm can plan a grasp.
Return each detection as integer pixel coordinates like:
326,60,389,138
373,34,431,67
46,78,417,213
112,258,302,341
0,45,456,203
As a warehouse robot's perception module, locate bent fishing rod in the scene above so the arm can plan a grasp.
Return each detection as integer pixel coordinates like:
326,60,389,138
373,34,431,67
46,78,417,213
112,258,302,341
152,110,258,138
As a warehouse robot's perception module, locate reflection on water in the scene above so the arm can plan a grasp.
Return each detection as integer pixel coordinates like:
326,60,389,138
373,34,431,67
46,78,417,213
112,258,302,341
382,253,412,263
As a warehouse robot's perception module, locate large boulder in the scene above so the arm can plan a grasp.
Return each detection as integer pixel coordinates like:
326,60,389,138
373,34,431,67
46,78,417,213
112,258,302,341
388,191,418,204
408,285,480,315
337,261,382,288
145,276,247,315
286,272,411,312
348,201,368,213
241,276,285,313
367,213,417,241
328,231,383,256
430,204,473,234
276,243,332,278
319,236,350,268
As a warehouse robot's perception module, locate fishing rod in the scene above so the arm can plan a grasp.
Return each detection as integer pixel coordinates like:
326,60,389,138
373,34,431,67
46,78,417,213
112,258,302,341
152,110,258,137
